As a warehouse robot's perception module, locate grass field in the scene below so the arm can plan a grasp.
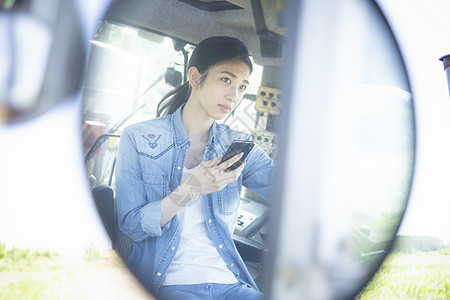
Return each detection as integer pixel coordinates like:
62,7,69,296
0,245,150,299
358,249,450,299
1,244,449,299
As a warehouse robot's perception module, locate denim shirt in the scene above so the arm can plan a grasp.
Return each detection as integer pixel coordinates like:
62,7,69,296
115,105,274,295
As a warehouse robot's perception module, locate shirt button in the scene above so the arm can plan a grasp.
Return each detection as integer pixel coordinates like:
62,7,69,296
218,244,223,249
208,219,212,223
231,263,234,267
157,272,161,276
171,246,175,250
177,166,181,170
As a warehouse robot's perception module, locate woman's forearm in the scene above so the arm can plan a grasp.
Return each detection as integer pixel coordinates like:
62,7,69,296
159,181,195,227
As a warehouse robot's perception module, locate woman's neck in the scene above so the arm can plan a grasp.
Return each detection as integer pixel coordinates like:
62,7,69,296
181,99,213,142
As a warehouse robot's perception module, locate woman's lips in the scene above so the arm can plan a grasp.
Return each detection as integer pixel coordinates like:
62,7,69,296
219,104,231,113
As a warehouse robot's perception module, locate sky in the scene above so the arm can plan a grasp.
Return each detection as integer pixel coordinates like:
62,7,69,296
0,0,450,257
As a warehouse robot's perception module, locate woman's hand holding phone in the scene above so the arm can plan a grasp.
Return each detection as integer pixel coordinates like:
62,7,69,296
175,140,254,203
160,148,247,226
187,152,245,195
160,153,244,226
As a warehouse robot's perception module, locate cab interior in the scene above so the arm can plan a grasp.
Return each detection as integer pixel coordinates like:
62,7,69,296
82,0,284,293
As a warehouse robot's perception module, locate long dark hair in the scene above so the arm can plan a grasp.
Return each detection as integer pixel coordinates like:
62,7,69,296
156,36,253,117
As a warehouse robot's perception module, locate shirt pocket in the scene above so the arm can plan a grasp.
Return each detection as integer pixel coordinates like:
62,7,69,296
142,173,167,202
217,180,241,215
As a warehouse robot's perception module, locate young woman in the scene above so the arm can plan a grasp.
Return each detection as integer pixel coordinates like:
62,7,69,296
115,36,274,300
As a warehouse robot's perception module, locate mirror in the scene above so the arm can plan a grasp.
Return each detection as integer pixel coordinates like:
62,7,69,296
0,0,85,124
440,54,450,97
81,0,413,299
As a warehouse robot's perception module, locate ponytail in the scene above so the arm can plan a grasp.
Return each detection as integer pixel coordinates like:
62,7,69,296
156,82,191,117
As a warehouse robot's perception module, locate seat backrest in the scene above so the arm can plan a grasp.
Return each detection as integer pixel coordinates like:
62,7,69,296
92,184,132,260
92,184,116,242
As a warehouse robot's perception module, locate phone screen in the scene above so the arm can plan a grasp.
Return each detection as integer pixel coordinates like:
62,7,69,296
219,140,255,172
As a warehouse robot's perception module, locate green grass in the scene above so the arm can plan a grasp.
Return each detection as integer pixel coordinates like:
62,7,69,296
0,245,60,273
0,243,67,299
2,242,449,299
0,273,72,300
0,242,130,299
358,249,450,299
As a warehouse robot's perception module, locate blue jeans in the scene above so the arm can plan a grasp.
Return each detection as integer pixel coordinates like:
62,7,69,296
156,282,264,300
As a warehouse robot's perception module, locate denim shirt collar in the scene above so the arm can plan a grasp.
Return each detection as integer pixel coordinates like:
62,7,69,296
171,105,218,149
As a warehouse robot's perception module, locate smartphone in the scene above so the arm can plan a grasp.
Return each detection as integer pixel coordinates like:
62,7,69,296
219,140,255,172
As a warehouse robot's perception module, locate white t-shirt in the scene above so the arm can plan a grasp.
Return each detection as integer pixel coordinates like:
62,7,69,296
162,167,238,285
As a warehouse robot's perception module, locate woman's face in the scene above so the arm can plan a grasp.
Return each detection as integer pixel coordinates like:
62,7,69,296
193,60,250,120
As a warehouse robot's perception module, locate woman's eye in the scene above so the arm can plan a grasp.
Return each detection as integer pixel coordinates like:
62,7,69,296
240,85,247,91
222,77,231,84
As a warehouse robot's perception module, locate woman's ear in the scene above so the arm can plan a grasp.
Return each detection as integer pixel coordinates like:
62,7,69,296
188,67,200,89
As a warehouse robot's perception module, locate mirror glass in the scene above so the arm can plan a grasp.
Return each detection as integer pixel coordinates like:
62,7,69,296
82,0,413,299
